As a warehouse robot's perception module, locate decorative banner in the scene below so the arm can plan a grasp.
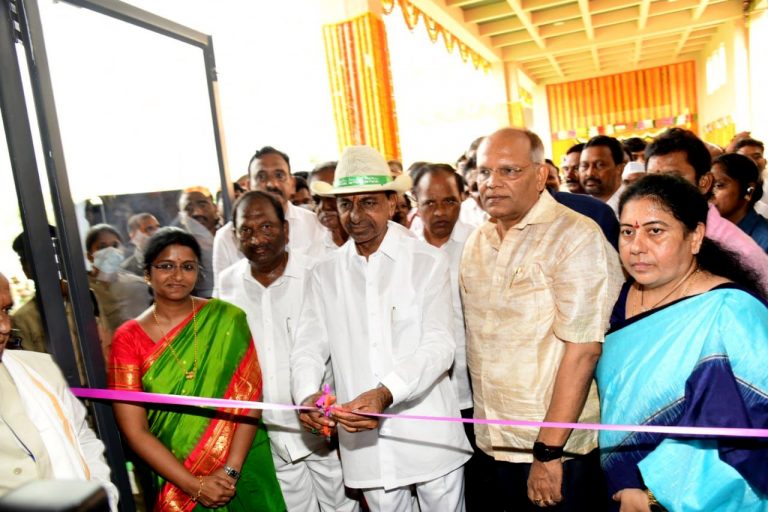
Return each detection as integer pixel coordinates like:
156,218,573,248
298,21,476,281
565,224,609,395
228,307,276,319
546,61,699,140
322,12,401,160
72,388,768,439
384,0,491,72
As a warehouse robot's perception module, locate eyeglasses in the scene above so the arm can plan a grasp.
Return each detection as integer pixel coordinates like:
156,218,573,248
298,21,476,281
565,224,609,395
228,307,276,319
151,262,199,273
477,163,539,182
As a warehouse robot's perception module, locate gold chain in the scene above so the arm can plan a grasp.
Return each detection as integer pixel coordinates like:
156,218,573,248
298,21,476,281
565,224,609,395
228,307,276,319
638,264,700,313
152,296,198,380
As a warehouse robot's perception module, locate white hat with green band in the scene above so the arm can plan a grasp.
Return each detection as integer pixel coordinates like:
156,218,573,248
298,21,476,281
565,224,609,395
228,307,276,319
311,145,412,197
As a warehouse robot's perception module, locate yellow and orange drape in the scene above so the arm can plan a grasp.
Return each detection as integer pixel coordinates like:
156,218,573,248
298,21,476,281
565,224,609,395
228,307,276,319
323,12,400,160
547,61,698,141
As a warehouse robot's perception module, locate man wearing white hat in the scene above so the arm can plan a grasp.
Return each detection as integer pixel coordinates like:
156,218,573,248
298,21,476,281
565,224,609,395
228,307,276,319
291,145,472,512
621,160,646,187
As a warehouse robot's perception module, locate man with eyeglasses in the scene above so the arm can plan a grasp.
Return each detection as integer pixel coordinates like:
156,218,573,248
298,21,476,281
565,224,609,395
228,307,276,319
217,191,357,512
212,146,324,293
460,128,623,511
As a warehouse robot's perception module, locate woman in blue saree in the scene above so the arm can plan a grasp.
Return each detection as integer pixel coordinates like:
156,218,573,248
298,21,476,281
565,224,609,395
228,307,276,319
597,174,768,512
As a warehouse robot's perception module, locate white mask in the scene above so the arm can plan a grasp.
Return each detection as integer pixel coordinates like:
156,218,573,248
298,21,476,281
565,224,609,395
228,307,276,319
92,246,124,275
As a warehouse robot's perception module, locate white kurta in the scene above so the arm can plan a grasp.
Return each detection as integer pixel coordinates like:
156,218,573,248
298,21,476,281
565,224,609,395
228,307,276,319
415,220,474,410
291,226,471,490
218,254,329,462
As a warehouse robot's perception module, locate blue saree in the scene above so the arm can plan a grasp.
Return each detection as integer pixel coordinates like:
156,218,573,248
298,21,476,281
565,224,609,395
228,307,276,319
597,285,768,511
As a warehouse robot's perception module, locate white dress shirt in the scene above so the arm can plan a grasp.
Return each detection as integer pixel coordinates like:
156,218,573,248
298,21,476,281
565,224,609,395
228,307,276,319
291,226,471,490
459,197,487,228
415,220,474,410
218,254,331,462
212,221,243,291
212,202,325,296
605,184,625,217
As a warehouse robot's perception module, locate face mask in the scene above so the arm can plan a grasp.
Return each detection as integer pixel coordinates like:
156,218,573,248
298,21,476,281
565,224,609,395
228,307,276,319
92,246,124,275
298,203,316,211
131,231,150,252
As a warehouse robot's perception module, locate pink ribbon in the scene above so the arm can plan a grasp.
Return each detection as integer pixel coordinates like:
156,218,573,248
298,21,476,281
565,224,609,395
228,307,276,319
72,388,768,439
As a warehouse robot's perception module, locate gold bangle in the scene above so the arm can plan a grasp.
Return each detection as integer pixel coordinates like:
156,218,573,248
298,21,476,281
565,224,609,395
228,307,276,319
192,476,204,502
646,488,665,511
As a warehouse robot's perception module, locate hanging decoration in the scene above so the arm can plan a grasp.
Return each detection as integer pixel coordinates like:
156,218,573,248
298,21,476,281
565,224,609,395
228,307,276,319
382,0,491,72
546,61,698,141
322,12,401,160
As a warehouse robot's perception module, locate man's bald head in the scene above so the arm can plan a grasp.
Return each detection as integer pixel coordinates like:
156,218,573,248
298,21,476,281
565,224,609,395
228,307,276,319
478,128,545,165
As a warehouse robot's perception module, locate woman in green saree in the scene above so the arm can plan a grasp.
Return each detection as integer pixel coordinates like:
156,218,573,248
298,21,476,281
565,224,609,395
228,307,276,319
108,227,285,511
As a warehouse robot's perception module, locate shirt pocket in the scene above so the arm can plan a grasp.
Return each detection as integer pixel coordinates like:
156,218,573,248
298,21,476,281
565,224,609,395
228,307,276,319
499,264,554,343
390,305,421,357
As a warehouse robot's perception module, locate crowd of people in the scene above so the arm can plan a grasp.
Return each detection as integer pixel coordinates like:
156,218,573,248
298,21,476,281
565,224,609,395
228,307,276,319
2,125,767,512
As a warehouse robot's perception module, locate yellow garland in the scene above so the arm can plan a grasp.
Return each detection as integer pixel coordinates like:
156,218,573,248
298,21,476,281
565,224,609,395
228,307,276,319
384,0,490,72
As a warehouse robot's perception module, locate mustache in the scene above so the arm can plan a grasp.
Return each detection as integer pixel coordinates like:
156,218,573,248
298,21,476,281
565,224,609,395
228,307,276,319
266,187,284,197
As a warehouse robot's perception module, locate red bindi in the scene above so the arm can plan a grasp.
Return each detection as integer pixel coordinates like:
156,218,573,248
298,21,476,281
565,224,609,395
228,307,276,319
633,221,640,229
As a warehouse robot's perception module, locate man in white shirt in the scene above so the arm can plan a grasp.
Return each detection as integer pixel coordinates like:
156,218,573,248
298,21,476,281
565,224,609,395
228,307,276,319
411,164,487,510
212,146,324,292
292,146,471,512
217,192,356,512
579,135,625,216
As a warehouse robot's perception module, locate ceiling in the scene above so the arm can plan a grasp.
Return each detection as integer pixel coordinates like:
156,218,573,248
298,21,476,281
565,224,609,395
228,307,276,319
420,0,745,84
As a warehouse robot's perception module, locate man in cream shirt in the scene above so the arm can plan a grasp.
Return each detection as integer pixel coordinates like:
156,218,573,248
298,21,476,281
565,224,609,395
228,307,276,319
0,272,118,510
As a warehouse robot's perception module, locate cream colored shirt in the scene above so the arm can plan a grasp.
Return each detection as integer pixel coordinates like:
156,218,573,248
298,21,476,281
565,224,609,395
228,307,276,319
460,191,623,463
0,364,54,497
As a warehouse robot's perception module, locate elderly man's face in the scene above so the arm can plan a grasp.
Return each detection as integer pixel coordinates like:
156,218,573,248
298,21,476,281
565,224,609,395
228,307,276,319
136,215,160,238
235,197,288,271
562,151,584,193
0,274,13,360
476,133,547,228
180,191,218,232
337,192,395,247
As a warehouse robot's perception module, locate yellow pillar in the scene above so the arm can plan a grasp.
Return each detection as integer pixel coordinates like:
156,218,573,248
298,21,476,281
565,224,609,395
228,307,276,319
321,0,401,160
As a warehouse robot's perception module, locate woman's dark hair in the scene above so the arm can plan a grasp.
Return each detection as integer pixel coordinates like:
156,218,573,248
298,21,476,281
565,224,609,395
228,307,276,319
712,153,763,206
142,227,202,275
84,224,122,254
619,173,765,297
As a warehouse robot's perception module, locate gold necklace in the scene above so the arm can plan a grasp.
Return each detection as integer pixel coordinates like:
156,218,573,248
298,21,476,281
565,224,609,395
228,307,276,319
638,265,700,313
152,296,199,380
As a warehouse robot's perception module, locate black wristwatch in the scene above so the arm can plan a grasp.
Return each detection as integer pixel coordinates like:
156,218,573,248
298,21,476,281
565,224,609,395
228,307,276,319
533,442,564,462
223,464,241,480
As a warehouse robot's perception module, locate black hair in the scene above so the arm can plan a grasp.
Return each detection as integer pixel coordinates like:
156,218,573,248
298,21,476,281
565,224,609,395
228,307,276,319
734,137,764,153
143,227,202,275
622,137,646,154
644,128,711,180
248,146,291,172
619,174,765,297
412,163,465,196
584,135,624,166
13,225,57,260
294,176,310,193
713,153,763,206
545,158,558,170
85,224,123,254
231,191,286,229
566,142,585,155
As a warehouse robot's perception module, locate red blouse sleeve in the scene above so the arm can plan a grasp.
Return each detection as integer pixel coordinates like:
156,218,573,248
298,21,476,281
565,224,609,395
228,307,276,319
107,320,147,391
